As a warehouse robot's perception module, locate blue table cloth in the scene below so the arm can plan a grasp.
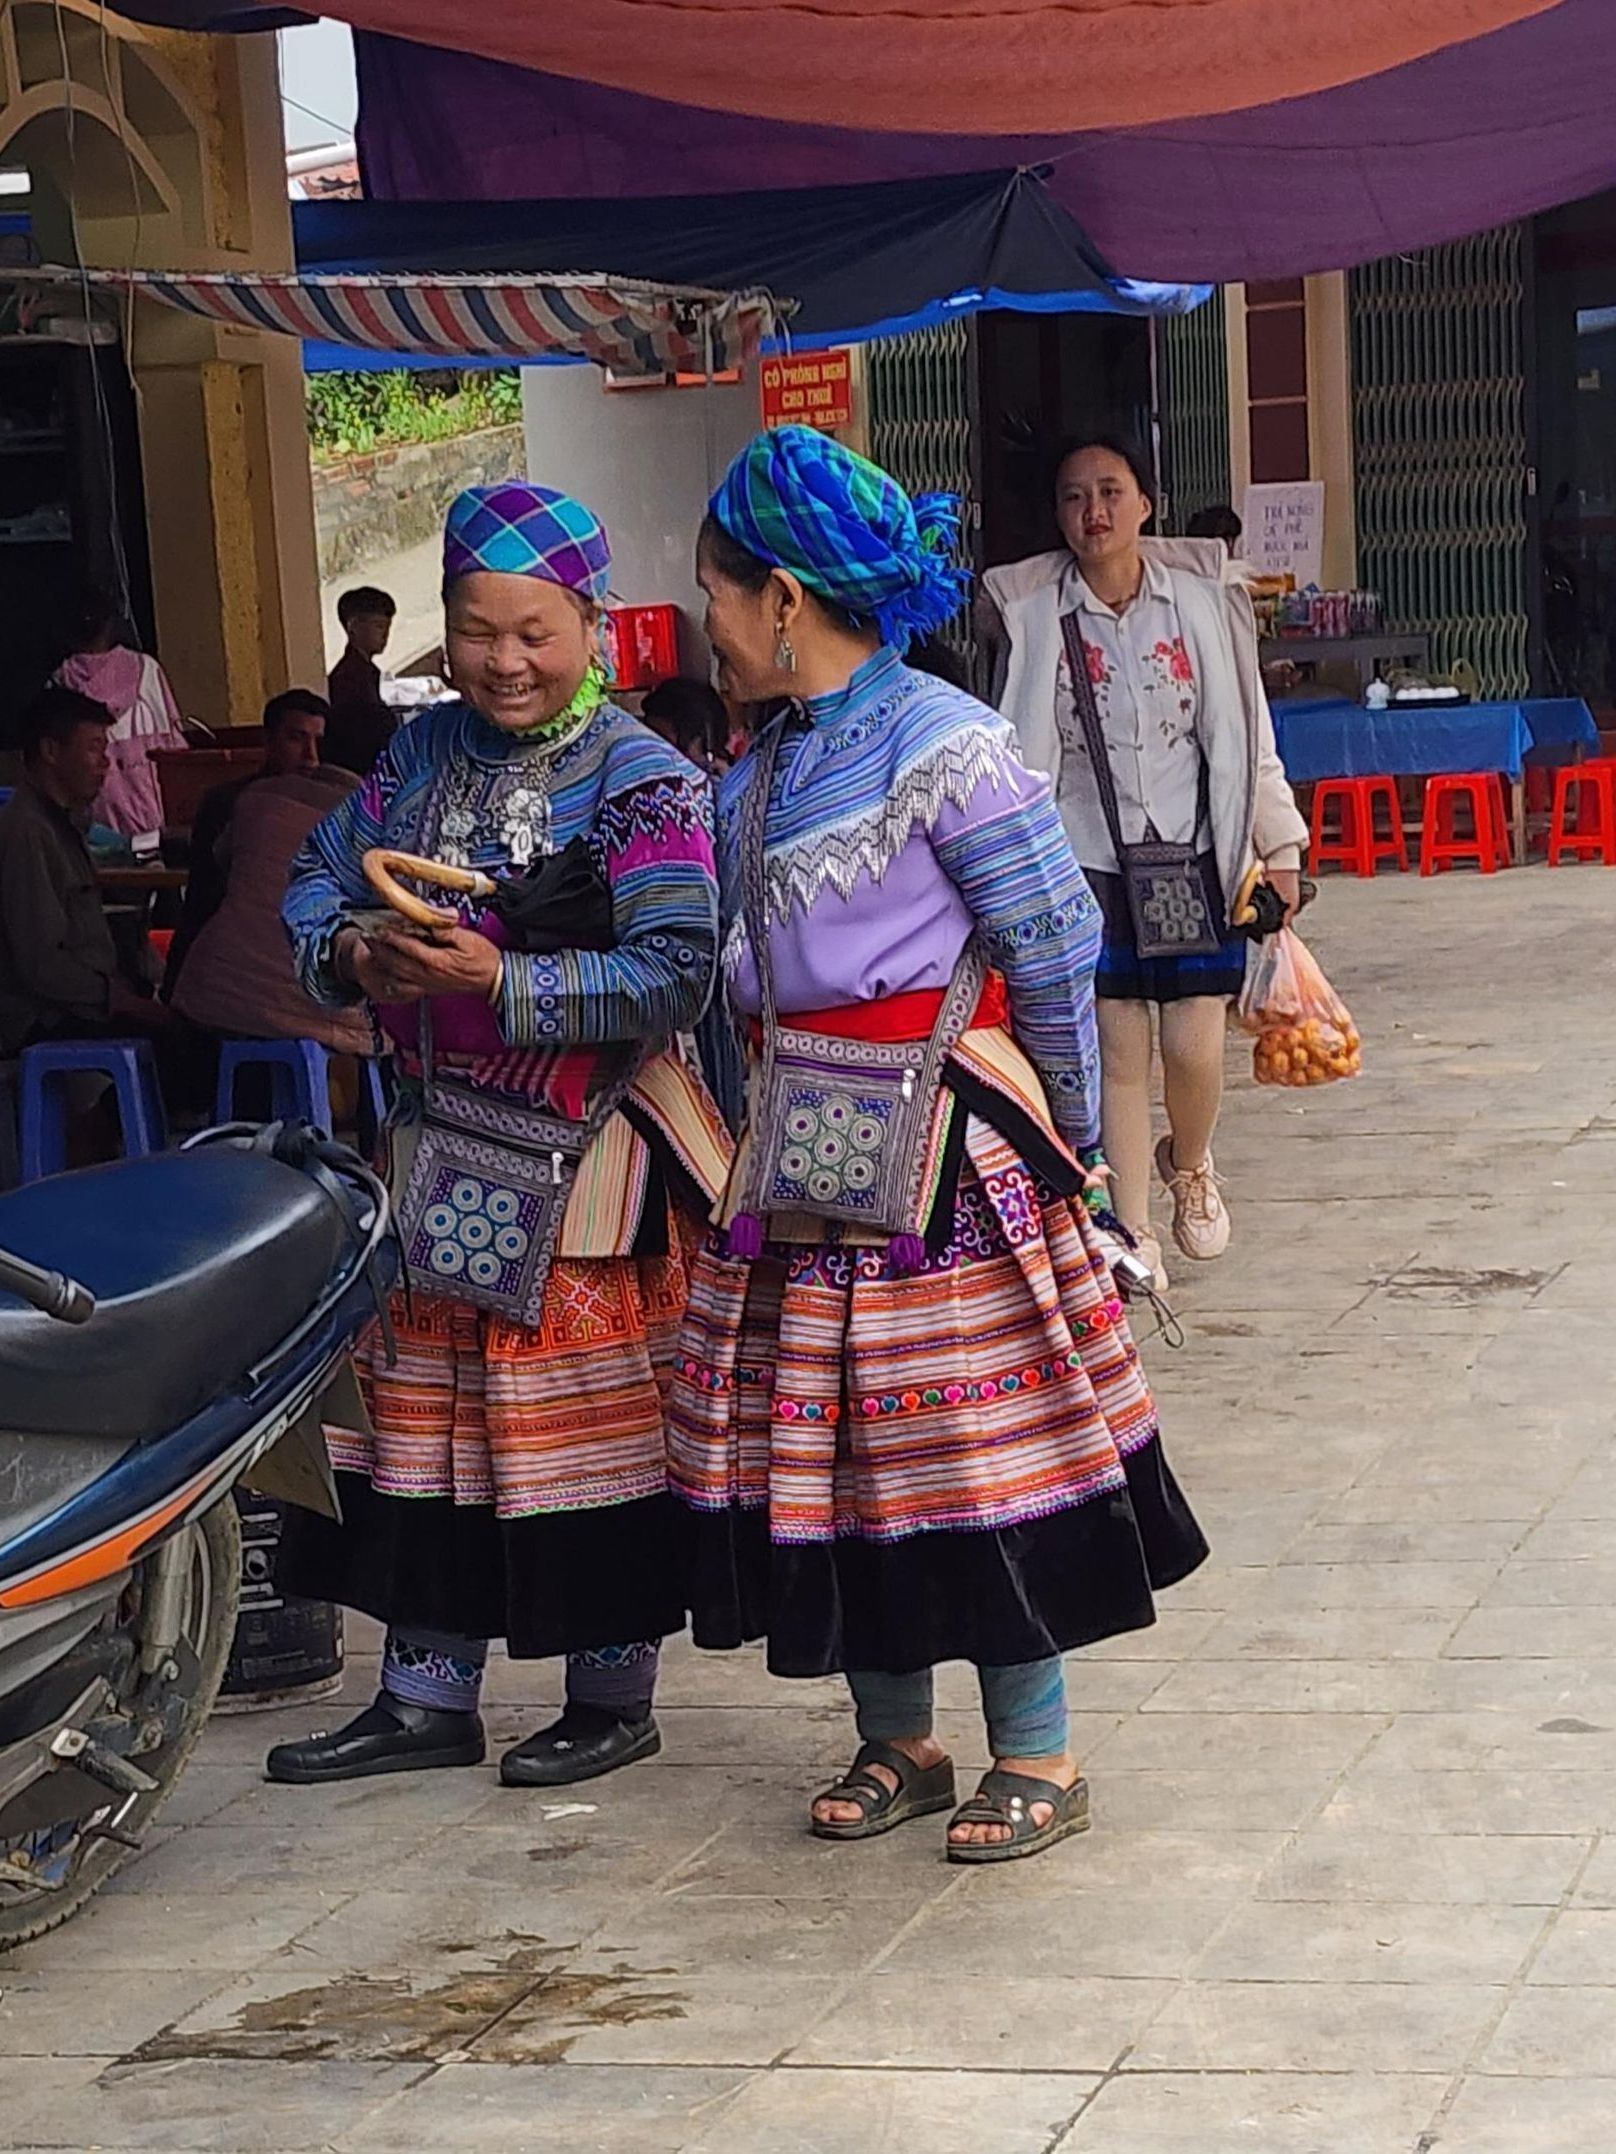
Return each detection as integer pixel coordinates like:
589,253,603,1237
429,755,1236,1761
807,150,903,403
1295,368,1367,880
1271,697,1600,784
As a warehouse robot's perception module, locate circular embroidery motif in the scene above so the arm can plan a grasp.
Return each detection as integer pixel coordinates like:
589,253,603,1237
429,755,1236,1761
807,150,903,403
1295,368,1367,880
408,1168,544,1299
772,1086,893,1212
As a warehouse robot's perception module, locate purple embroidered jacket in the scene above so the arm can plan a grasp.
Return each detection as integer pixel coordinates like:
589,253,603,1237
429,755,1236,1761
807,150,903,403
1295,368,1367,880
720,649,1103,1151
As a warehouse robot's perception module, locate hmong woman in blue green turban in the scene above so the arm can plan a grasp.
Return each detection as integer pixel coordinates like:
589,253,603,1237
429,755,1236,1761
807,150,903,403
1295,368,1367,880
266,482,732,1793
669,429,1206,1865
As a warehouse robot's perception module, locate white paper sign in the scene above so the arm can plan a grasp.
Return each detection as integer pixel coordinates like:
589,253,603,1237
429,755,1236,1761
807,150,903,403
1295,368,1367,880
1241,480,1325,586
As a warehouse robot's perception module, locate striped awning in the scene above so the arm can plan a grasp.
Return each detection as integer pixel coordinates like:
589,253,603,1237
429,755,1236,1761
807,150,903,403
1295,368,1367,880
14,266,781,374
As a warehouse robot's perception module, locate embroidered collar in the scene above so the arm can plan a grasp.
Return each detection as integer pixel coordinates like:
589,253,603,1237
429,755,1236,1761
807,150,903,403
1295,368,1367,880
511,660,609,741
800,645,908,729
458,677,606,770
730,659,1012,927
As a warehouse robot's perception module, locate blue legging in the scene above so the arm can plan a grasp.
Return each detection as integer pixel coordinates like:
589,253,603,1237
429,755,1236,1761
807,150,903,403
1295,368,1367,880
848,1658,1068,1760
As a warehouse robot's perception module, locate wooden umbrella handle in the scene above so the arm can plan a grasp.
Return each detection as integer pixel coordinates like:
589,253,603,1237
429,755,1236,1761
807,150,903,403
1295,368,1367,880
361,848,497,931
1231,861,1264,929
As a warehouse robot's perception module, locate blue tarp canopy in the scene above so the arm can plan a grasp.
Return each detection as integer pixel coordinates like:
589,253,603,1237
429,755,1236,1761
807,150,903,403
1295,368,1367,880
292,171,1204,373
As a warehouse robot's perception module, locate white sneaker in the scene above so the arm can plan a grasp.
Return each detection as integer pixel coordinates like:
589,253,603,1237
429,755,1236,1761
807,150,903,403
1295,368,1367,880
1155,1137,1231,1261
1132,1227,1170,1298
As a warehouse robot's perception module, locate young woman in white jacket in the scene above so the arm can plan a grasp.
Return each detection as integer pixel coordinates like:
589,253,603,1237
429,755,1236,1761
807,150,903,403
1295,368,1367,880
982,437,1306,1288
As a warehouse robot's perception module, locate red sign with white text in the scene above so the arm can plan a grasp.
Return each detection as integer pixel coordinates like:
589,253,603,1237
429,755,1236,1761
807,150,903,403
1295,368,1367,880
760,350,854,433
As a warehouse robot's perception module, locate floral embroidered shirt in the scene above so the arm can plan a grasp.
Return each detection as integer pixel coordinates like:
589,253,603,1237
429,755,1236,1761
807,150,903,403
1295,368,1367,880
1053,554,1208,874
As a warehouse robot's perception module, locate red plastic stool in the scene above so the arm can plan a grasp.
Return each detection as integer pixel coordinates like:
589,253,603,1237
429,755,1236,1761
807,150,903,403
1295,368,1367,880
1420,772,1511,875
1488,772,1512,859
1524,766,1557,855
1548,762,1616,866
1308,775,1409,877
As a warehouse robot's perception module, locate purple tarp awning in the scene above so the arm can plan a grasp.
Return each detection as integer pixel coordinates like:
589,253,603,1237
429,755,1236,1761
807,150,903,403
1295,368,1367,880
348,0,1616,283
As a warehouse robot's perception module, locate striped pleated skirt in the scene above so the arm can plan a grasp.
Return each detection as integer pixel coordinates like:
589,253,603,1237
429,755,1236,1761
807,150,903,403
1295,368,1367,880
669,1107,1208,1676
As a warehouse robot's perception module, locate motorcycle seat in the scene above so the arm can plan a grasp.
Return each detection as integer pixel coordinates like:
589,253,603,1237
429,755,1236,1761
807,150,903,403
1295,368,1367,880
0,1147,357,1444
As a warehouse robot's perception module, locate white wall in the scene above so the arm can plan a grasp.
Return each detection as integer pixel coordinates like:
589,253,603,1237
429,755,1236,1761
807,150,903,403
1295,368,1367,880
522,368,758,669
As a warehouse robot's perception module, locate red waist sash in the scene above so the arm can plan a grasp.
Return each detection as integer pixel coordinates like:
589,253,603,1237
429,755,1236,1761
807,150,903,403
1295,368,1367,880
748,970,1008,1050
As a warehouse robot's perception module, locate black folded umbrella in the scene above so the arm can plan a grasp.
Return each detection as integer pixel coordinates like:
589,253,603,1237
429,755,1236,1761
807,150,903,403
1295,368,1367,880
487,835,617,953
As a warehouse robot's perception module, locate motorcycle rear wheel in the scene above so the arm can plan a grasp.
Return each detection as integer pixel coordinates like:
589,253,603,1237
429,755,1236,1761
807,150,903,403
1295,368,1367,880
0,1497,241,1951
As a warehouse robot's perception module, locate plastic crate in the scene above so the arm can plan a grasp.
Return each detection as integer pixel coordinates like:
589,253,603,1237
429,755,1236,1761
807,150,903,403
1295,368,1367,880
606,603,680,691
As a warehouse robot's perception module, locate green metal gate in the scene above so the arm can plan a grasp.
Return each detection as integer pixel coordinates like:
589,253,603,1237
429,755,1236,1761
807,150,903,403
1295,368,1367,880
1350,229,1531,697
864,322,978,675
1156,294,1231,533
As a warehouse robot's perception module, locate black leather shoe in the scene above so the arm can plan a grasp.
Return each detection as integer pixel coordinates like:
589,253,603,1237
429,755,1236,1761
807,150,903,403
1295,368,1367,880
499,1703,661,1788
265,1693,486,1784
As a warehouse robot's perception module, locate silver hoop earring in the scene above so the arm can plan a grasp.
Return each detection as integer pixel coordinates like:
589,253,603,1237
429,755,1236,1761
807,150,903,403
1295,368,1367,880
775,631,797,675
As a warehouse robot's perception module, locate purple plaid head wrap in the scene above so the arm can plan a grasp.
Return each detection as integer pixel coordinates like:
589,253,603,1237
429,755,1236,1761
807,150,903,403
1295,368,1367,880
443,482,612,601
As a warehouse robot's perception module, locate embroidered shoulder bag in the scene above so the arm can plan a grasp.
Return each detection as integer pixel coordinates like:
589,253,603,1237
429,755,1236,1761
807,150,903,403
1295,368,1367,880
728,715,985,1266
1059,612,1221,961
372,746,641,1329
396,1006,643,1328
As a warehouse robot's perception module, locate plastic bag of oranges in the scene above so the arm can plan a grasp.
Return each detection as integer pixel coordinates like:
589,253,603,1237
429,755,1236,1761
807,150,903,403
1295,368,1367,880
1235,928,1362,1088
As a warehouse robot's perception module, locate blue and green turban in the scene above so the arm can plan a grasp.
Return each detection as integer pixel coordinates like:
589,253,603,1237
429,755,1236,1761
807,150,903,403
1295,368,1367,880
708,426,968,650
443,482,611,602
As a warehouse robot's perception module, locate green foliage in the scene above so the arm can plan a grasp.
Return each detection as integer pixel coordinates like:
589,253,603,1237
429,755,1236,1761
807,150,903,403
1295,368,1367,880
305,369,523,461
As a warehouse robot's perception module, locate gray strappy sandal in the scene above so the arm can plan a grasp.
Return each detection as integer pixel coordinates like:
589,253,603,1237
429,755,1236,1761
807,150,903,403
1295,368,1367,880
945,1769,1092,1864
810,1739,957,1841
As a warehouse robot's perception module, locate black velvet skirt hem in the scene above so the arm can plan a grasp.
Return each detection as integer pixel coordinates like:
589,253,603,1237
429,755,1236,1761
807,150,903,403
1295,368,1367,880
687,1435,1209,1677
276,1478,689,1657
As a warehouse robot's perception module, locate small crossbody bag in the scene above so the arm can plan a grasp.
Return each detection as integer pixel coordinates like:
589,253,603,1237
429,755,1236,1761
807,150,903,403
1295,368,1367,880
729,717,985,1250
380,756,642,1328
1059,612,1221,961
397,1008,644,1328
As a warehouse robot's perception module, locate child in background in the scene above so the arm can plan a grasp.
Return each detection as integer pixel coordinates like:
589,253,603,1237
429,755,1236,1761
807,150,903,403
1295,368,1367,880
54,587,187,850
326,586,397,777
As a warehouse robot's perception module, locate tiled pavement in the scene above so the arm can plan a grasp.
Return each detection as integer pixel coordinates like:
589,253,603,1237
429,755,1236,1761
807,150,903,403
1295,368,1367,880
5,868,1616,2151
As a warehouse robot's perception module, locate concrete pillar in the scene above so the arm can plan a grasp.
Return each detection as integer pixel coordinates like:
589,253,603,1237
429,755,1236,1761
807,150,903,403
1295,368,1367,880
1224,286,1252,507
1304,272,1358,590
133,323,324,723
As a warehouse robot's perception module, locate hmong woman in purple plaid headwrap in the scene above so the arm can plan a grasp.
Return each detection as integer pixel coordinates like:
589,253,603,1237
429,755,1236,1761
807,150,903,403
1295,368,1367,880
265,482,732,1792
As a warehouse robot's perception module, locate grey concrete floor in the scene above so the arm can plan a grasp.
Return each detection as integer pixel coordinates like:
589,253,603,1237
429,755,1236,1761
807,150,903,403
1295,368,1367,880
5,866,1616,2151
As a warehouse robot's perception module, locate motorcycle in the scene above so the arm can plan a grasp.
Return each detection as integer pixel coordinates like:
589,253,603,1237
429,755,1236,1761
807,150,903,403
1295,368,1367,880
0,1122,392,1949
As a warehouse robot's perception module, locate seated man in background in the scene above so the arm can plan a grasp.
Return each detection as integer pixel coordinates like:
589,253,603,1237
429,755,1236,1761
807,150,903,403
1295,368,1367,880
164,688,328,997
325,585,397,777
170,760,373,1067
0,686,169,1057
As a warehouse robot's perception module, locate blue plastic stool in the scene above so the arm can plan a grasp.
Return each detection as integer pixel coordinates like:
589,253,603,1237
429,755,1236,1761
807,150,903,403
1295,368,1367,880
19,1038,168,1181
216,1037,332,1132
